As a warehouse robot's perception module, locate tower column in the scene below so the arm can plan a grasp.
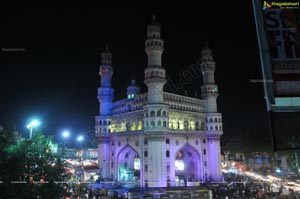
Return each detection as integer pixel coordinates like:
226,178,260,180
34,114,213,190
143,15,169,187
200,44,223,182
147,135,166,187
96,47,114,180
97,46,114,116
144,14,166,104
208,136,222,181
98,137,110,179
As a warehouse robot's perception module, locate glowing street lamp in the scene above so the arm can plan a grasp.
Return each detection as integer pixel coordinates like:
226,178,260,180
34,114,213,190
26,119,41,139
77,135,84,164
77,135,84,149
62,131,70,155
62,131,70,138
77,135,84,142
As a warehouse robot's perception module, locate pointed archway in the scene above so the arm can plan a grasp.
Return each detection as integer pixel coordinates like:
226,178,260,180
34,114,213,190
174,144,201,186
117,145,140,183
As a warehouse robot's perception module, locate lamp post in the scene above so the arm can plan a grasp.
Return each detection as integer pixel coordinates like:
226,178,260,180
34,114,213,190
62,131,70,156
26,120,41,139
77,135,84,148
77,135,84,183
77,135,84,160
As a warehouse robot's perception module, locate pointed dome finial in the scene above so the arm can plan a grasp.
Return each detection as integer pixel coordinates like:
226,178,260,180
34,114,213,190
203,41,212,50
101,45,112,65
148,13,160,27
201,41,213,59
127,77,140,97
131,77,136,85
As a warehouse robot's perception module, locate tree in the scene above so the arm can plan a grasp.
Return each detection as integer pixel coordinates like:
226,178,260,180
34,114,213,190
0,125,18,152
278,136,300,174
0,130,70,199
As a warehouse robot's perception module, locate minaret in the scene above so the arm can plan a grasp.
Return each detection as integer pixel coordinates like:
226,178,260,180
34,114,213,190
98,45,114,116
143,14,169,187
144,14,166,104
96,46,114,179
143,14,169,132
200,43,223,182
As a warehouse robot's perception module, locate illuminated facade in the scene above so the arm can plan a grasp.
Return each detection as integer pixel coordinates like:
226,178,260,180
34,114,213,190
95,16,223,187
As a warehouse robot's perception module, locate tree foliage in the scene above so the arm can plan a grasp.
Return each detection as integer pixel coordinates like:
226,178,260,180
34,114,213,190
0,129,69,199
276,136,300,174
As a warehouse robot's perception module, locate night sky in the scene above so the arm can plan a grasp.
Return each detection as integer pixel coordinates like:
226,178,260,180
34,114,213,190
0,2,270,143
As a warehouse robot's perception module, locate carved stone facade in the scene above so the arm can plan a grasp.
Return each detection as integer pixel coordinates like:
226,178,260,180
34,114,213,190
95,15,223,187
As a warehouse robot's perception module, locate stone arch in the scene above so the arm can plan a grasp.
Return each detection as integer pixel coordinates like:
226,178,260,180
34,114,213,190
150,121,155,127
150,110,155,117
196,122,199,130
157,120,162,127
163,121,167,127
117,144,140,182
184,121,189,130
166,138,170,144
157,110,161,116
174,144,201,183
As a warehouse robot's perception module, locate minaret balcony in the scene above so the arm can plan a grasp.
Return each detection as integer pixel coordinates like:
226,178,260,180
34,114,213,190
100,65,113,75
145,39,164,48
97,87,114,98
201,85,218,93
200,62,216,71
145,45,164,52
144,77,167,85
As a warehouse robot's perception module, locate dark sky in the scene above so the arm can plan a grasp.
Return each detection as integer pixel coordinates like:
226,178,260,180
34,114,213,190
0,2,270,143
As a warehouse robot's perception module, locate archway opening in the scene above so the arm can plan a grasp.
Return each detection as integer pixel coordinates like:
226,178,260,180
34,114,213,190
175,145,201,186
118,146,140,183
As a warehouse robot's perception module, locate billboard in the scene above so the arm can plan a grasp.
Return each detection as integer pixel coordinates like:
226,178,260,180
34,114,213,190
264,6,300,96
253,0,300,151
253,0,300,110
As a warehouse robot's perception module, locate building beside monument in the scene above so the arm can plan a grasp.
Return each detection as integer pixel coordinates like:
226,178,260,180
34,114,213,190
95,15,223,187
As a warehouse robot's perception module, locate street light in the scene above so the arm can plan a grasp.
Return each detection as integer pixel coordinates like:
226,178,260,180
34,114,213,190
77,135,84,182
26,119,41,139
77,135,84,156
77,135,84,151
77,135,84,143
63,131,70,138
62,131,70,155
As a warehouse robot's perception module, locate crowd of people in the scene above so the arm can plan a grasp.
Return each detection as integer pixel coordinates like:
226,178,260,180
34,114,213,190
61,171,300,198
207,172,300,199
